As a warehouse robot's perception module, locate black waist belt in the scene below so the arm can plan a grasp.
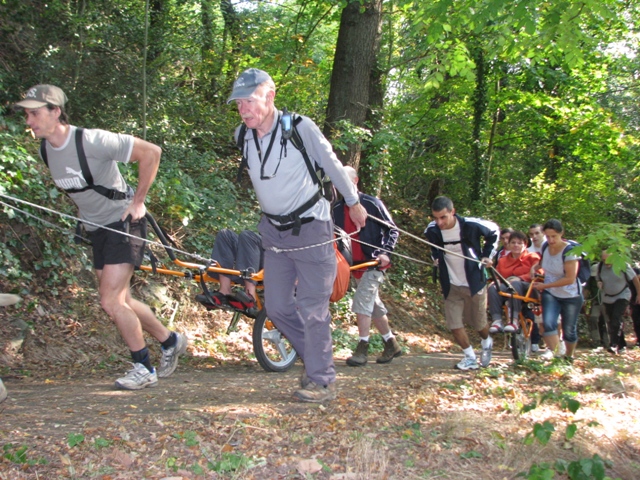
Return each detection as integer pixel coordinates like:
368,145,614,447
263,190,322,236
273,217,314,231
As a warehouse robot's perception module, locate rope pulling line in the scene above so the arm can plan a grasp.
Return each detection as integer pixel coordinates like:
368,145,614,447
0,193,210,263
0,192,489,271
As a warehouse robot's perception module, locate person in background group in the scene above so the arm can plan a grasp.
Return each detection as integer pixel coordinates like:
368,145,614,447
531,219,582,362
333,166,401,366
496,227,515,259
0,293,21,403
528,224,546,254
487,231,541,334
424,196,499,370
14,85,187,390
228,68,368,402
585,263,609,348
596,250,640,354
629,264,640,349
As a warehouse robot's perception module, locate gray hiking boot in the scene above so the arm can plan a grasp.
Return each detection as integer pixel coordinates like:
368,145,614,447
293,382,337,403
376,337,402,364
157,332,188,378
346,340,369,366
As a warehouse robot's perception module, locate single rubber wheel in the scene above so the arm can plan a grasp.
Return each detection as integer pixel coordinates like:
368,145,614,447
511,328,531,361
252,308,298,372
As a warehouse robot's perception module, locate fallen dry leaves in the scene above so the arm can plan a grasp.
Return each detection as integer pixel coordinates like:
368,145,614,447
1,279,640,479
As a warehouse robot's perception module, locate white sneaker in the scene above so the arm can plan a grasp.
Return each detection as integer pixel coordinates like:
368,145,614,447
115,363,158,390
503,322,517,333
480,339,493,368
157,332,188,378
557,342,567,357
489,320,503,334
531,344,540,353
0,379,7,404
539,350,554,360
455,356,479,370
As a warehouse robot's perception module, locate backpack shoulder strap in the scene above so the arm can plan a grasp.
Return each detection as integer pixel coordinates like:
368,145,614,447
235,124,249,183
289,115,321,187
597,261,603,279
74,128,94,187
39,139,48,167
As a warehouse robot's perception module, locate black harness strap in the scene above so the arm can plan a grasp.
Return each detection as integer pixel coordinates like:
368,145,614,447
263,190,322,235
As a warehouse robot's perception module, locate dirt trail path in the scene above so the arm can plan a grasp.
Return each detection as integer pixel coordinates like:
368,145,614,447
3,352,500,436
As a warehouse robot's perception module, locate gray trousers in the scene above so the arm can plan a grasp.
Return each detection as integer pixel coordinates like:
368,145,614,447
488,280,531,322
210,229,263,284
258,216,336,386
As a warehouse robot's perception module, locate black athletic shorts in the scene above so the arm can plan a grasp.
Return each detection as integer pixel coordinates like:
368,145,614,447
89,217,147,270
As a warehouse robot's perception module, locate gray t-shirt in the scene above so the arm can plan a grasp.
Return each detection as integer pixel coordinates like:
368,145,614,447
41,126,135,230
541,247,580,298
597,262,637,304
235,110,358,224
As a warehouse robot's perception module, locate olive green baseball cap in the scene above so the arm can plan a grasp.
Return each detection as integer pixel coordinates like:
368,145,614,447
14,84,67,109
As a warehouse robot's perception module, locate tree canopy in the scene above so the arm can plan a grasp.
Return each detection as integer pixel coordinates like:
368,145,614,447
1,0,640,271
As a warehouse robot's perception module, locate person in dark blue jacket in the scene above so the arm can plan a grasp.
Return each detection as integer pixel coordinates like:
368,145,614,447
333,166,400,366
424,196,499,370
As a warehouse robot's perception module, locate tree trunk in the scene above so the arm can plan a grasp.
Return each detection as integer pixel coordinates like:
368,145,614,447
215,0,242,103
359,61,384,196
323,0,383,170
470,40,488,206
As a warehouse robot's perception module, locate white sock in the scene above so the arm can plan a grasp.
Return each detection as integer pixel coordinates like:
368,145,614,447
463,346,476,358
481,336,493,349
360,336,370,343
382,332,394,341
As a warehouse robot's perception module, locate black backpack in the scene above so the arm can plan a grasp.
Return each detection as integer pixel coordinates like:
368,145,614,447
541,240,591,285
333,225,353,266
235,109,334,235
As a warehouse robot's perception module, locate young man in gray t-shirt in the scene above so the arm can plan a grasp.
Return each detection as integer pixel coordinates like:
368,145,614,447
14,85,187,390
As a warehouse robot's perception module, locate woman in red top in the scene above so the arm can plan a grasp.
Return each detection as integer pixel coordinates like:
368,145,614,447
488,231,541,333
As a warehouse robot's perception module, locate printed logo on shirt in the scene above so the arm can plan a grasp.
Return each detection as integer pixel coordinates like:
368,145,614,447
54,167,86,190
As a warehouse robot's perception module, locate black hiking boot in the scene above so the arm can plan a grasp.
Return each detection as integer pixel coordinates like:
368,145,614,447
346,340,369,366
376,337,402,364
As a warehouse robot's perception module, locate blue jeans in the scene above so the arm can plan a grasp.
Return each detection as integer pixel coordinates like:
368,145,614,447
541,291,583,343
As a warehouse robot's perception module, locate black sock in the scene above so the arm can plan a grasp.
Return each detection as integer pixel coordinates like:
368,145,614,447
131,347,153,372
161,331,177,350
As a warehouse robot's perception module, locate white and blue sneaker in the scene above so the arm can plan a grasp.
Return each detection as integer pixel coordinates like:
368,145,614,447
158,332,188,378
455,356,479,371
115,363,158,390
0,378,7,404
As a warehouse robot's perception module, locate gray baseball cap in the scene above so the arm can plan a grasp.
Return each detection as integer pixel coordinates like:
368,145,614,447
227,68,273,104
14,84,68,109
